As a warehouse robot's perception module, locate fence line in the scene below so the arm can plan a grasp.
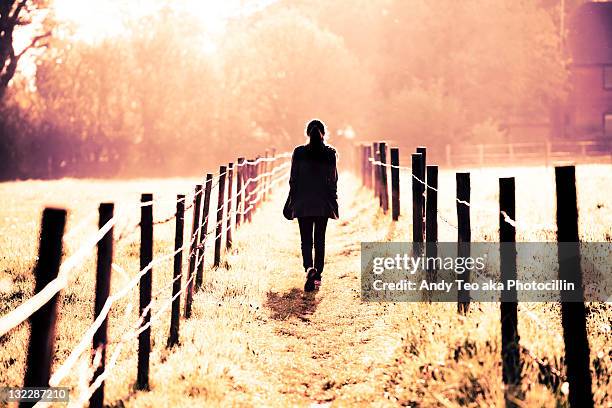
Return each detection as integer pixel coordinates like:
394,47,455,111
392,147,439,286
45,156,291,390
0,151,291,339
357,141,595,407
49,161,292,406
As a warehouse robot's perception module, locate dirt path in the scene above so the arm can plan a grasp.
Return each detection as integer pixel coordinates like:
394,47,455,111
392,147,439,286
122,174,407,407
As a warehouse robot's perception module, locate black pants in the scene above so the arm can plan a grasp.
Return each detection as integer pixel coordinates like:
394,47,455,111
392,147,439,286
297,216,328,274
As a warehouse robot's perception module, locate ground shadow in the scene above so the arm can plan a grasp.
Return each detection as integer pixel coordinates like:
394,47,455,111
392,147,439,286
265,288,321,320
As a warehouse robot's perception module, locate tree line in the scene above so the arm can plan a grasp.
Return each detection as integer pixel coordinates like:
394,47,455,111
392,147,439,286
0,0,569,180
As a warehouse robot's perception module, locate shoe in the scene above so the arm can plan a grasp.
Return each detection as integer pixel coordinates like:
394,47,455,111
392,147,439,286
314,271,322,291
304,267,317,292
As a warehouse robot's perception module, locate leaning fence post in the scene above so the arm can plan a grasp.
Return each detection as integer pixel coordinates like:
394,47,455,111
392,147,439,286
555,165,594,407
214,166,227,267
456,173,471,314
425,166,438,284
90,203,114,408
412,153,424,243
196,174,213,290
379,142,389,213
137,193,153,391
23,208,66,398
499,178,521,401
184,185,202,319
226,163,234,249
167,195,184,348
390,147,400,220
236,158,244,227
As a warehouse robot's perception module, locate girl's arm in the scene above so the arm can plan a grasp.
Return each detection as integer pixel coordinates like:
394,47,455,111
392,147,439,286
289,149,298,196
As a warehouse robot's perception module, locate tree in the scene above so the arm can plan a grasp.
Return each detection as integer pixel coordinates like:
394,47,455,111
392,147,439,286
0,0,49,100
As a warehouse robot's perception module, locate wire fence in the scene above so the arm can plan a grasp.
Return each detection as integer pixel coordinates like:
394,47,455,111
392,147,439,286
1,149,292,408
356,142,597,406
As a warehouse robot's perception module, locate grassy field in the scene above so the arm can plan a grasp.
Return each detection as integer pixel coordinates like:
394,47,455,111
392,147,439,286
0,164,611,407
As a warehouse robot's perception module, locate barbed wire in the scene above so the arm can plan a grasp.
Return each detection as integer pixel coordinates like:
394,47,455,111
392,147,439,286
368,158,556,233
46,161,290,387
48,164,291,403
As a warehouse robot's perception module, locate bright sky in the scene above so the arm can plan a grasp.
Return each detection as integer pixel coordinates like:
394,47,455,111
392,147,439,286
13,0,278,82
52,0,278,44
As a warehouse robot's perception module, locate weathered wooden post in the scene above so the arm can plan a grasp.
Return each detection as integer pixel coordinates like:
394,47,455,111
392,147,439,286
254,156,261,213
263,150,269,202
499,178,521,403
196,175,212,290
425,166,438,283
456,173,471,314
167,195,184,348
372,142,380,199
23,208,66,400
246,160,253,223
90,203,114,408
236,158,244,227
390,147,400,221
412,153,424,243
226,163,234,249
184,185,201,319
416,146,427,240
555,165,593,407
137,194,153,391
379,142,389,213
214,166,227,267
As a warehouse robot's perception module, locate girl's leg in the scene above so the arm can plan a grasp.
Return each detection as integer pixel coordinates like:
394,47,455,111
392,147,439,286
313,217,328,274
297,217,315,271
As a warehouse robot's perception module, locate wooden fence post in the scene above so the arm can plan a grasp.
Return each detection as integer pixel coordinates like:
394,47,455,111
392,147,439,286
390,147,400,220
372,142,380,199
456,173,471,314
499,178,521,402
137,193,153,391
236,158,244,227
196,175,212,290
555,165,594,407
167,195,184,348
214,166,227,267
412,153,424,243
90,203,114,408
425,166,438,283
226,163,234,249
364,145,373,190
246,160,253,223
416,146,427,240
254,156,261,213
184,185,201,319
379,142,389,213
262,151,268,202
22,208,66,398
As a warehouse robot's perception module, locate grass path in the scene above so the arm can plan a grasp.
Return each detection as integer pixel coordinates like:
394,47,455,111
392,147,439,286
121,174,410,407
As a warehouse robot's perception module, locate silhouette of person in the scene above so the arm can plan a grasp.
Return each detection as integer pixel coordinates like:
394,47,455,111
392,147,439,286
288,119,338,292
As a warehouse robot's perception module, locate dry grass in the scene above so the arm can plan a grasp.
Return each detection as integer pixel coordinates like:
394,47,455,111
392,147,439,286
0,164,611,407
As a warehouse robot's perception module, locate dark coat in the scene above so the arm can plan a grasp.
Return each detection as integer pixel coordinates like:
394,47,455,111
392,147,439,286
289,143,339,219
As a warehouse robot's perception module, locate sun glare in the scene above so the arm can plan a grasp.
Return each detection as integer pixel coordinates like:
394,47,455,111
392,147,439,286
51,0,276,45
